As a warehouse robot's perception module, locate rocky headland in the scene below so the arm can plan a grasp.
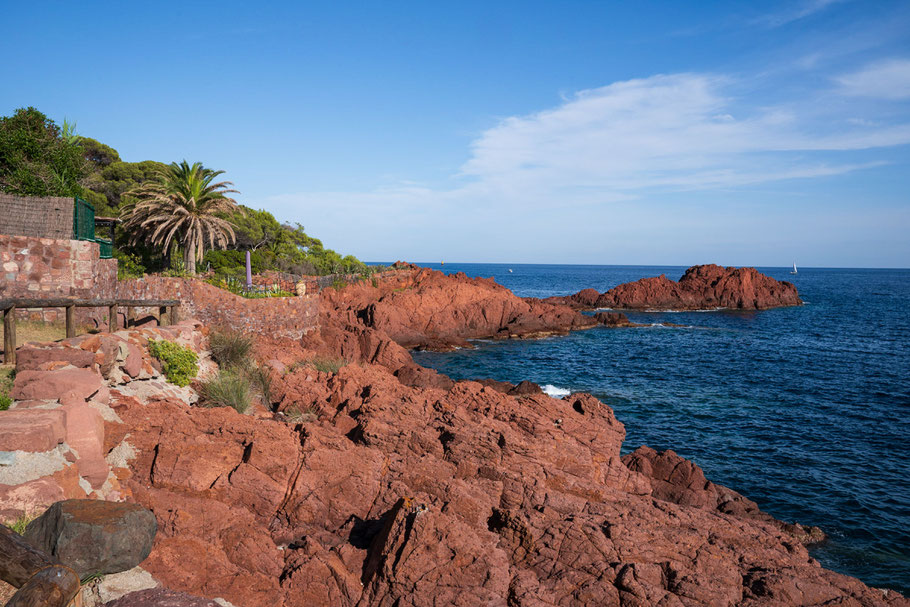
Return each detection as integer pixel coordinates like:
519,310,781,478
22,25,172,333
1,265,904,607
546,264,802,311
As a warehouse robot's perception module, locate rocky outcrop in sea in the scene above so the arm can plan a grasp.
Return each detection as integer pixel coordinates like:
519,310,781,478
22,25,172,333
547,264,802,310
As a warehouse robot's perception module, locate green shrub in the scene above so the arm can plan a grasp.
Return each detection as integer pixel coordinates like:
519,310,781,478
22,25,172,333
148,339,198,387
0,367,14,411
246,364,273,409
114,250,145,280
209,330,253,369
199,369,251,413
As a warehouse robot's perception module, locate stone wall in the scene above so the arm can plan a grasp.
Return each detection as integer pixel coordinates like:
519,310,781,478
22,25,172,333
0,194,73,240
0,235,118,324
1,235,117,299
117,277,319,338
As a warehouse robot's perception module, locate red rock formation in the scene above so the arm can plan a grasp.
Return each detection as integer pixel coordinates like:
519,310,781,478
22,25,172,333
549,264,802,310
623,446,825,544
320,267,597,350
112,331,905,607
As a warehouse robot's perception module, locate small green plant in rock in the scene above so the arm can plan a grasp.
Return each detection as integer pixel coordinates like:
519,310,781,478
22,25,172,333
209,329,253,369
148,339,198,387
199,369,251,413
0,367,16,411
245,364,273,409
284,405,318,423
4,512,36,535
80,572,105,585
309,356,348,374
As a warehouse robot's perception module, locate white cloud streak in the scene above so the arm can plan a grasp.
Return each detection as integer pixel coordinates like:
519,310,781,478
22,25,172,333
264,70,910,262
459,73,910,196
754,0,846,28
835,58,910,99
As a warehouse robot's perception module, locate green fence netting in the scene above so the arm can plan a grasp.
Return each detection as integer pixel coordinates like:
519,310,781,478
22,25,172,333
72,197,113,258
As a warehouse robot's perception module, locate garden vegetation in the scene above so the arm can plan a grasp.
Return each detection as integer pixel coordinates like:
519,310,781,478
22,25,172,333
0,106,370,277
147,339,198,387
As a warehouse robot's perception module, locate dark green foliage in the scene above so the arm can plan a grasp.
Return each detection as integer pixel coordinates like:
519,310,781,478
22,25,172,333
0,367,13,411
148,339,198,387
203,207,370,276
0,107,89,197
114,250,146,279
199,369,251,413
83,159,168,218
79,137,120,168
208,330,253,369
0,106,368,276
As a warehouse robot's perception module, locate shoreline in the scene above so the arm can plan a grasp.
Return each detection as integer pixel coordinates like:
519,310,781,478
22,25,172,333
1,264,905,605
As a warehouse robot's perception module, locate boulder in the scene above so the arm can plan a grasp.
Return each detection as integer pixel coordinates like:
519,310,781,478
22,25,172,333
11,368,102,401
16,346,96,371
0,410,66,452
101,588,222,607
24,499,157,577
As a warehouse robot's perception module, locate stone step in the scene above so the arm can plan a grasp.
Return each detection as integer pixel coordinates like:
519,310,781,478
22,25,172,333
0,410,66,452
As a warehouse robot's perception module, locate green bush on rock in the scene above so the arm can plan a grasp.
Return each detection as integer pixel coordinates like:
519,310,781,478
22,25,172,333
147,339,198,387
200,369,251,413
209,330,253,369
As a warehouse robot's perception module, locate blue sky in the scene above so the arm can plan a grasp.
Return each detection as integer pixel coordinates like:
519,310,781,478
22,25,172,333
2,0,909,267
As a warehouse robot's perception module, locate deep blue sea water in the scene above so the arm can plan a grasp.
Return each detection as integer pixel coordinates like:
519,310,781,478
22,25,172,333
408,263,910,594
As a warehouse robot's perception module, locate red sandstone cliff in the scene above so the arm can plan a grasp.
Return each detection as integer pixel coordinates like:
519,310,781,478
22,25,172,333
547,264,802,311
111,330,904,607
319,266,603,350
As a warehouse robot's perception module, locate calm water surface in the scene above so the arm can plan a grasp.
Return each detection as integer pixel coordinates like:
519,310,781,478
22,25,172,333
408,263,910,594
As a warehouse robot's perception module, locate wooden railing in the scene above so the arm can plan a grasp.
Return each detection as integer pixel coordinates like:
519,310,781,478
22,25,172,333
0,524,80,607
1,298,180,365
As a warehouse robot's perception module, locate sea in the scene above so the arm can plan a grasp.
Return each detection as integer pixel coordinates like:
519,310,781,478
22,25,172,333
404,263,910,594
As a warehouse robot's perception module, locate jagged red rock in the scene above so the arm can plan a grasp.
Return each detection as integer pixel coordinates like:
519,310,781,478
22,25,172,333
549,264,802,311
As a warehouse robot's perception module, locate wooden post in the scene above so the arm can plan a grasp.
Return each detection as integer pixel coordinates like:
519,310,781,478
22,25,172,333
0,525,80,607
170,305,179,324
159,306,168,326
65,305,75,338
109,304,118,332
3,306,16,366
127,306,134,328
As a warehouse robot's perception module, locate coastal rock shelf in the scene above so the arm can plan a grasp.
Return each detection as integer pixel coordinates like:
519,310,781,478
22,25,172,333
319,263,626,351
1,267,903,606
547,264,803,311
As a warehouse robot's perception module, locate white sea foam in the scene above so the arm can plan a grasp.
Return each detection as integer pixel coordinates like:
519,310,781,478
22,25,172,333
542,384,571,398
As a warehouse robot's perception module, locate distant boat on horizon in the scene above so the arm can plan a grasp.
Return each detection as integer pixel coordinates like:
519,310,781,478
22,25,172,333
791,262,798,275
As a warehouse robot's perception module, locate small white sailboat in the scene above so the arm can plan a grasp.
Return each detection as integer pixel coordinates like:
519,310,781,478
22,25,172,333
508,268,513,273
790,262,798,275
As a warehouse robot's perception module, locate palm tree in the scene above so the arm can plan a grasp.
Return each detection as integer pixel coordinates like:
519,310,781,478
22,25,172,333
121,161,241,275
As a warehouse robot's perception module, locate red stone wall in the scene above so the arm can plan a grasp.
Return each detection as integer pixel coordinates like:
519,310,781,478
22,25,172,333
1,235,118,324
117,277,319,338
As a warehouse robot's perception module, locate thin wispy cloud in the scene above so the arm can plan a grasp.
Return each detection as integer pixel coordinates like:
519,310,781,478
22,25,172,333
754,0,846,28
266,70,909,261
836,58,910,99
460,73,909,196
